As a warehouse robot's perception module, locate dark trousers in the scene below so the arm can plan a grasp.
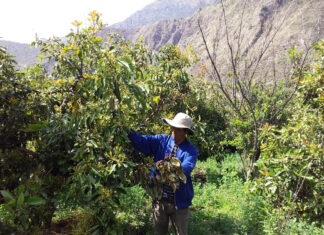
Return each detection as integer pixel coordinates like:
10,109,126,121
152,200,189,235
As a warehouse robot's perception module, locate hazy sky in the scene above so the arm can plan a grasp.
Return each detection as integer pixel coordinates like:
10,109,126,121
0,0,154,44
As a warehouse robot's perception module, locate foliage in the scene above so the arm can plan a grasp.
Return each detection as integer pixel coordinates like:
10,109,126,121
255,40,324,231
0,11,198,233
263,216,324,235
280,219,324,235
0,186,45,230
1,7,323,235
185,78,227,160
135,154,187,199
116,185,152,235
0,43,49,232
115,154,323,235
0,46,47,192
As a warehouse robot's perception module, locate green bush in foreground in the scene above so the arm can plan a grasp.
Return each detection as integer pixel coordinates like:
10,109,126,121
34,153,324,234
0,11,199,233
106,153,323,234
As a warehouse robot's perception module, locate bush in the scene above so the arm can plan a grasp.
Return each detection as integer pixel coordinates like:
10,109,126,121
0,11,199,232
255,40,324,227
117,185,153,235
283,219,324,235
263,216,324,235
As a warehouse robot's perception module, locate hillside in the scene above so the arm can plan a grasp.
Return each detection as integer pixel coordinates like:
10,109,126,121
2,0,323,72
111,0,219,29
114,0,323,77
0,40,39,68
1,0,218,68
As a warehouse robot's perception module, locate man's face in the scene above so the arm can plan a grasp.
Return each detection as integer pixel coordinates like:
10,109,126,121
171,126,186,144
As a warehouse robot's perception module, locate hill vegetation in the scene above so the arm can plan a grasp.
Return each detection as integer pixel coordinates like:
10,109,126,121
114,0,323,75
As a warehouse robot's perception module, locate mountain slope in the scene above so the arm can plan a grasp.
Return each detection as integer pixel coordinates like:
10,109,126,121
117,0,323,75
0,40,40,68
111,0,219,29
122,0,323,49
2,0,323,73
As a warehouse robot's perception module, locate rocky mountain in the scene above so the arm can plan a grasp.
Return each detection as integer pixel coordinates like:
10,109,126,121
111,0,219,29
1,0,218,68
1,0,323,74
112,0,323,76
0,40,40,68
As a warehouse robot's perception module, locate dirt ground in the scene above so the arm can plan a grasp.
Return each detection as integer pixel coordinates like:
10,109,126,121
2,219,75,235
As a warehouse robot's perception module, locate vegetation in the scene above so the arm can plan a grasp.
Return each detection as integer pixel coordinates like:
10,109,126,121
0,9,323,235
254,40,324,233
198,0,314,180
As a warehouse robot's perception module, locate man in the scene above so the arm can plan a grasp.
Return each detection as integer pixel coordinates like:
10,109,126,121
128,112,199,235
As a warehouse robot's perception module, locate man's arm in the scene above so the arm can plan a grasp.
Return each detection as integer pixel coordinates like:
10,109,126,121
181,149,199,177
128,129,161,155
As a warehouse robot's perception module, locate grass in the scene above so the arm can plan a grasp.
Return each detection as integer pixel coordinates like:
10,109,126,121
117,153,266,235
188,154,264,235
2,153,323,234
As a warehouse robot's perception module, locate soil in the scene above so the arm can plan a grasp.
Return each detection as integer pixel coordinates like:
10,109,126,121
6,219,76,235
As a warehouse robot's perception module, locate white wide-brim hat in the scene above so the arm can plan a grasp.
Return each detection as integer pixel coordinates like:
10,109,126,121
163,112,194,135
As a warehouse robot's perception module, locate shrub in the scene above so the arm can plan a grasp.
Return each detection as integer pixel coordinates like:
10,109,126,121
255,40,324,229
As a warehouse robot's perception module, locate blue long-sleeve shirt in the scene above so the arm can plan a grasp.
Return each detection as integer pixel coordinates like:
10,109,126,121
128,130,199,209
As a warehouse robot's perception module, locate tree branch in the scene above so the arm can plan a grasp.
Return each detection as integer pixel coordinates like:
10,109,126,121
198,19,243,119
60,75,83,114
279,160,314,234
270,46,311,122
17,147,38,158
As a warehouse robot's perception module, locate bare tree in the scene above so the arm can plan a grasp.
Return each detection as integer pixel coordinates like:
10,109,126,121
198,0,317,179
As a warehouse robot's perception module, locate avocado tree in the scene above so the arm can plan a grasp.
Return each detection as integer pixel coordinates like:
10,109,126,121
255,40,324,233
0,43,51,230
0,11,196,233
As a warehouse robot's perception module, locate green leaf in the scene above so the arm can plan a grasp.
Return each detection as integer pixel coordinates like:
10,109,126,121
24,123,45,132
17,192,25,206
17,185,25,196
0,190,15,202
26,196,46,206
7,199,16,207
265,181,272,187
117,57,134,73
91,167,102,177
153,96,160,104
88,175,96,185
269,186,277,194
109,164,116,174
113,82,121,101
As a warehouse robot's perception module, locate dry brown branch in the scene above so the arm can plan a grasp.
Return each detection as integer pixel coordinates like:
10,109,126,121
270,46,311,122
198,19,244,120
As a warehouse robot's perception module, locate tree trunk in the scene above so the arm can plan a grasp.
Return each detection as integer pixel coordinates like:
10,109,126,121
247,145,261,180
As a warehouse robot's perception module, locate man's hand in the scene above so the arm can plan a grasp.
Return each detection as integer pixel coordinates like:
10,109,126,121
156,160,164,167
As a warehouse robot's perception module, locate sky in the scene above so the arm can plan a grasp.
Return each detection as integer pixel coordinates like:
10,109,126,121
0,0,155,44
